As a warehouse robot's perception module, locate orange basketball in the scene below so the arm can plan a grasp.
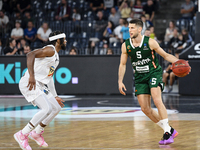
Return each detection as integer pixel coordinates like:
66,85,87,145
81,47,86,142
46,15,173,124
172,59,191,77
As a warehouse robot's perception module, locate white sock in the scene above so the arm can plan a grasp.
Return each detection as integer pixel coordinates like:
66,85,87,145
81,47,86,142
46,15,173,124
22,123,34,134
34,124,44,134
159,118,171,133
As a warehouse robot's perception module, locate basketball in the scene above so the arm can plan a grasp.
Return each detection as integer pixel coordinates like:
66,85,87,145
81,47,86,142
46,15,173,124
172,59,191,77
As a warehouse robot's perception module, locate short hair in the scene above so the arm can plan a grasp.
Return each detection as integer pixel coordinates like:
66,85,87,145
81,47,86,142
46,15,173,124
129,19,143,28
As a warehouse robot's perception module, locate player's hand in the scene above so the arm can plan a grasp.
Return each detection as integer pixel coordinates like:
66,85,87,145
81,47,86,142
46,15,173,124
118,82,127,95
27,76,36,91
55,96,65,108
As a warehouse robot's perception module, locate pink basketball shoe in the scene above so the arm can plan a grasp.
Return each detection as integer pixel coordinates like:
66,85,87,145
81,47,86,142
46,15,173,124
29,130,48,147
14,130,32,150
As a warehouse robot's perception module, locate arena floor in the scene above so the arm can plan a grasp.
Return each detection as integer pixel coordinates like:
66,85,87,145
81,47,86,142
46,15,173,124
1,94,200,150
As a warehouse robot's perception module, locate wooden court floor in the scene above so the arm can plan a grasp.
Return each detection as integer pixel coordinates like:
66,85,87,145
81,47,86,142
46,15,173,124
1,95,200,150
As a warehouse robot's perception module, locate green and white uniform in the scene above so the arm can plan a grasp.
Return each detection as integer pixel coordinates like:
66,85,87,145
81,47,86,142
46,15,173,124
125,35,164,95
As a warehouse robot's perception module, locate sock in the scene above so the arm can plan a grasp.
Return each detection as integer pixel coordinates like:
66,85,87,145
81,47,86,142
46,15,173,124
159,118,171,134
156,120,164,131
34,124,44,134
22,123,34,134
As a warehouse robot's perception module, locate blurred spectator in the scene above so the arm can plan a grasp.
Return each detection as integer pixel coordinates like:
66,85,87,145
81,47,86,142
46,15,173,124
89,0,104,14
86,41,98,55
100,40,109,55
103,0,117,17
140,15,151,35
143,0,155,22
37,22,52,44
13,11,23,26
24,21,37,45
181,28,193,46
164,20,176,43
110,18,124,43
0,10,9,34
149,26,160,43
106,48,114,55
22,11,35,29
175,34,187,58
2,0,11,14
21,43,31,55
103,21,115,43
0,39,2,55
144,28,150,37
3,38,19,55
95,10,107,21
145,14,153,26
127,11,134,22
94,15,107,40
17,38,27,53
132,0,143,19
17,0,31,14
69,47,77,55
180,0,194,20
108,7,121,27
11,21,24,43
120,19,130,43
72,8,81,22
55,0,71,21
119,0,131,19
10,0,18,13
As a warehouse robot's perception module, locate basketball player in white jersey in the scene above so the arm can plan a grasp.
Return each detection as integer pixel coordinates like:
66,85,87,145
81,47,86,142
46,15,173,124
14,31,67,150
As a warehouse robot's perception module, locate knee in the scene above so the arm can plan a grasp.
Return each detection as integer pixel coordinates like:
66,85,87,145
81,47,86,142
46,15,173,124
52,106,61,115
44,105,52,116
141,107,151,115
153,99,163,107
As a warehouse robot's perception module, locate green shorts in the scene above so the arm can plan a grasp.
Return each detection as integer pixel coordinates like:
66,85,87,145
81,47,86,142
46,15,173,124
134,67,164,96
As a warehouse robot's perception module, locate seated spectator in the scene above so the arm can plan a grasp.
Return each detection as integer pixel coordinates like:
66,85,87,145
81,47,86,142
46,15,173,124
95,10,107,21
119,0,131,19
110,18,124,43
86,41,98,55
72,8,81,22
21,43,31,55
37,22,52,44
24,21,37,45
108,7,121,27
100,40,109,55
55,0,71,21
143,0,155,22
140,15,151,35
180,0,194,20
11,21,24,43
0,10,9,34
149,26,159,42
17,38,27,53
17,0,31,14
181,28,193,46
132,0,143,19
103,0,116,18
103,21,115,43
3,38,19,55
144,28,151,37
13,12,23,26
22,11,35,29
120,19,130,43
145,14,153,26
106,48,114,55
127,11,134,22
164,20,176,43
69,47,77,55
89,0,104,14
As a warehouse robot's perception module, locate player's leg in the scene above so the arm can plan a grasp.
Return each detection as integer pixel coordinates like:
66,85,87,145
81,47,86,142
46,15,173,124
162,72,169,93
14,94,52,150
137,94,160,123
29,96,62,147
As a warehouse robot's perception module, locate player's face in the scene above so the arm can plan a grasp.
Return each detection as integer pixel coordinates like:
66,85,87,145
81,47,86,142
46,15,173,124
129,24,139,39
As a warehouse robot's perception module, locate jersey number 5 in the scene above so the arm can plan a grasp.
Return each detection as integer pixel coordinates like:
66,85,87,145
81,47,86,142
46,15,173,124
136,51,142,59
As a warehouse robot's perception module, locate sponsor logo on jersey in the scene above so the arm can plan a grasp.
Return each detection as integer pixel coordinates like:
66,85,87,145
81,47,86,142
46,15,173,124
132,58,151,66
48,66,55,77
128,50,131,52
143,43,149,50
127,45,131,50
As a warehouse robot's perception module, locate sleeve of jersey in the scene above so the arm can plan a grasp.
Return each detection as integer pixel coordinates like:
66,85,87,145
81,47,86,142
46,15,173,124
47,77,58,98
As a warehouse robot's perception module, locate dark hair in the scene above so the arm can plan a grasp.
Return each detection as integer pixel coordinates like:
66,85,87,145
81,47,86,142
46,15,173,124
6,38,14,47
129,19,143,28
47,30,65,46
70,46,77,53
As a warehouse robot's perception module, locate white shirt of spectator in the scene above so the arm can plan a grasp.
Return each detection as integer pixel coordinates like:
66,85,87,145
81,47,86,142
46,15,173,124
0,15,9,26
104,0,114,8
37,27,52,41
72,13,81,21
11,28,24,37
114,25,122,39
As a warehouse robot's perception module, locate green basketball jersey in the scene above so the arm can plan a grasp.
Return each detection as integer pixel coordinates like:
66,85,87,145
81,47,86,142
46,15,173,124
125,36,161,74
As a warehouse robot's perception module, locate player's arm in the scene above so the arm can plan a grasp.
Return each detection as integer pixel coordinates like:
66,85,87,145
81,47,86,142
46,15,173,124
26,46,55,91
149,38,178,63
118,43,128,95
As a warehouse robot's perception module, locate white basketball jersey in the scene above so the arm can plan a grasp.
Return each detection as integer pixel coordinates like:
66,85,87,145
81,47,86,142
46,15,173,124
24,45,59,84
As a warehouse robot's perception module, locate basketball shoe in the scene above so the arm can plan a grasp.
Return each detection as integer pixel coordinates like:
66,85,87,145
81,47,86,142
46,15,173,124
171,127,178,139
29,130,48,147
14,130,32,150
159,132,174,145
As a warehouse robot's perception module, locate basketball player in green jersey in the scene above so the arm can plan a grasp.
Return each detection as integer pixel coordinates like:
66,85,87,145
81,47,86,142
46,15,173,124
118,19,179,145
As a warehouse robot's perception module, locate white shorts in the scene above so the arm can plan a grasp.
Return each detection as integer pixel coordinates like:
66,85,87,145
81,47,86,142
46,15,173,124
19,76,52,102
